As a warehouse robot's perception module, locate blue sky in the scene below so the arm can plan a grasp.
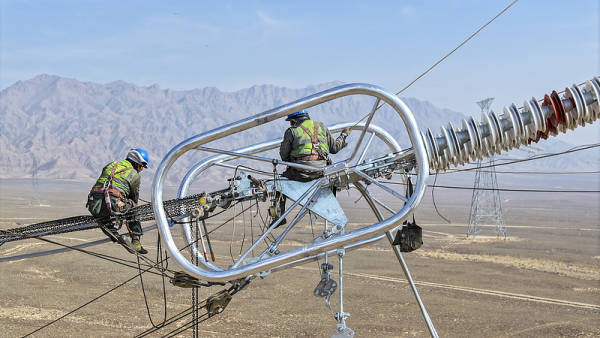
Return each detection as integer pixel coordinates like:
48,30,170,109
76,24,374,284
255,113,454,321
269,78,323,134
1,0,598,143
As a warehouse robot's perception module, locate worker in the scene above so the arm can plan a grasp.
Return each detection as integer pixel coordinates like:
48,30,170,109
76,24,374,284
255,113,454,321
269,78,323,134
87,148,149,254
273,110,350,227
279,109,350,181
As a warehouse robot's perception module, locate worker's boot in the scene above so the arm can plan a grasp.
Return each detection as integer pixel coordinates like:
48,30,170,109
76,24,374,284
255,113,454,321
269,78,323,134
132,239,148,254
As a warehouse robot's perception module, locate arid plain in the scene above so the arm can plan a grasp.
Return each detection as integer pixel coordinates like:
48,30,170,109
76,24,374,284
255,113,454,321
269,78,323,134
1,174,599,337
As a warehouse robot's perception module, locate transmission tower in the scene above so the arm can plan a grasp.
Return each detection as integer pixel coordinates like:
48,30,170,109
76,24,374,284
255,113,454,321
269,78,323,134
467,98,507,239
30,154,41,206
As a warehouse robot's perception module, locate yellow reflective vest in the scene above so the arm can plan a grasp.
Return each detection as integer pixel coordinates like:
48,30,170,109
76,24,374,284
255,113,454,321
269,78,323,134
290,120,329,158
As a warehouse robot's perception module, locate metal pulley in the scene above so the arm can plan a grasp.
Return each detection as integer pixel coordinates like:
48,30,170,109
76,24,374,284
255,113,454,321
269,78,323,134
268,205,280,219
170,271,204,288
206,290,232,317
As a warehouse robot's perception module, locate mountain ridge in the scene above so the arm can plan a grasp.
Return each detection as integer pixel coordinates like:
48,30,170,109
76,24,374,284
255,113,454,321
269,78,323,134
1,74,595,189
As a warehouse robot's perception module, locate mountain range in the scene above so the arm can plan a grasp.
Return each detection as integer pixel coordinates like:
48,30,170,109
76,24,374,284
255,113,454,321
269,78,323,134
1,74,596,190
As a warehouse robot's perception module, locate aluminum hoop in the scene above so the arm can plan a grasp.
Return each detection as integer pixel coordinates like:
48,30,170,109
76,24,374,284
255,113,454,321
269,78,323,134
152,83,429,282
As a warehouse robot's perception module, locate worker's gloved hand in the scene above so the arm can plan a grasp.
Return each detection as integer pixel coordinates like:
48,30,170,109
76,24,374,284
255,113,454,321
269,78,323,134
340,127,352,138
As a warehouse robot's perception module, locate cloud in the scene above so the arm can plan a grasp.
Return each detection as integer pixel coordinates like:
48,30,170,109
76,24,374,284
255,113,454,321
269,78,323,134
256,10,283,27
399,5,416,17
253,9,292,43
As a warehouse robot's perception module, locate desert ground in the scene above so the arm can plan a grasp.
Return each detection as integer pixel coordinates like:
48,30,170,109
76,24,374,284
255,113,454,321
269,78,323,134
1,174,599,337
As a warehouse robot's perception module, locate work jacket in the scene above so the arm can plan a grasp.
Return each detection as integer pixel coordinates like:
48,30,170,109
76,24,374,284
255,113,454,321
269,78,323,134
91,160,140,204
280,119,347,162
279,119,348,182
289,120,329,158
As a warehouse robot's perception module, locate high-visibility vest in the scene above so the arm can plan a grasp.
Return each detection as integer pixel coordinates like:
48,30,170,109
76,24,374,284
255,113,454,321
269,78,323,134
92,160,137,197
290,120,329,158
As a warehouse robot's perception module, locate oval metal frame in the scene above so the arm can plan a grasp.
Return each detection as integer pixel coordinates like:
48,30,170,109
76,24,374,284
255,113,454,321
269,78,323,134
151,83,429,282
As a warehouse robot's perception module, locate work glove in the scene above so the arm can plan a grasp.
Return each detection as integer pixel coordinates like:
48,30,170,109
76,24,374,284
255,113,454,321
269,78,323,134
340,127,352,138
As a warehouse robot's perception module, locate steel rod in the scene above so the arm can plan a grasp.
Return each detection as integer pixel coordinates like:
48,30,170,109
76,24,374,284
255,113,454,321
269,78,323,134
356,132,376,165
231,177,325,268
351,169,409,202
354,182,438,337
348,98,380,162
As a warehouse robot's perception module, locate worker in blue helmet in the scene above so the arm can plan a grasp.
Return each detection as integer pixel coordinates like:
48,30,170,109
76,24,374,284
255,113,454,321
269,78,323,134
280,109,350,181
272,110,351,227
87,148,149,254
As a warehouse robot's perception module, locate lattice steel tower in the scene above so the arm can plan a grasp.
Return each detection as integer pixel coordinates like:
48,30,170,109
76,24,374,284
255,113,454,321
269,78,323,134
29,154,41,206
467,98,507,239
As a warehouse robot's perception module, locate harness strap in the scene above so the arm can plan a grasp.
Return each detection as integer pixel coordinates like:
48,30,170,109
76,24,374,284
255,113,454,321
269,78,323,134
406,177,416,224
90,187,125,199
98,162,134,216
295,154,322,161
299,124,319,152
299,123,328,159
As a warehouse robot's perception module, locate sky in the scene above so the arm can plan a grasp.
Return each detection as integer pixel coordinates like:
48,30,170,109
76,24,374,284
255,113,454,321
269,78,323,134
1,0,598,144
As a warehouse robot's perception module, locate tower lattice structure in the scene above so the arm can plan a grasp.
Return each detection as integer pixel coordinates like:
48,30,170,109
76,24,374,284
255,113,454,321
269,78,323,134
30,154,41,206
467,98,507,239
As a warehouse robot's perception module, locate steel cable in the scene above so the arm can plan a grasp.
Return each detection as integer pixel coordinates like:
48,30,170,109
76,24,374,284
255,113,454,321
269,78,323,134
350,0,520,129
441,143,600,174
22,213,233,336
0,228,168,276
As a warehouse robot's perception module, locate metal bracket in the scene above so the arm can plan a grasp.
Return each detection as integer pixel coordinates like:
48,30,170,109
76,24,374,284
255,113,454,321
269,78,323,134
314,263,337,299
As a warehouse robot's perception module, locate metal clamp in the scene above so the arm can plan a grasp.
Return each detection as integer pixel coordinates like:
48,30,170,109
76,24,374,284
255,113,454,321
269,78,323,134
313,263,337,299
206,290,232,317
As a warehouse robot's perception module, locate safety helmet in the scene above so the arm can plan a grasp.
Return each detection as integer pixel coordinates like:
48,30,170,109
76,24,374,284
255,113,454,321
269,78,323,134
126,148,149,168
285,109,310,121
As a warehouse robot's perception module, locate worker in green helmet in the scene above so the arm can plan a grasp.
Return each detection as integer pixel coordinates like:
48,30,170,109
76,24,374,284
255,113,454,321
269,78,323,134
279,109,350,181
86,148,149,254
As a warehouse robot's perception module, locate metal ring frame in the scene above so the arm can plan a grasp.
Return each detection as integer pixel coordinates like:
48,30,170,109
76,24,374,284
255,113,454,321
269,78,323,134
152,83,429,282
177,122,402,272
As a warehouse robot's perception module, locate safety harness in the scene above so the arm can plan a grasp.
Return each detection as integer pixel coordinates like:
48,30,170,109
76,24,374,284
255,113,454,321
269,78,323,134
88,161,141,251
90,161,136,216
298,123,330,162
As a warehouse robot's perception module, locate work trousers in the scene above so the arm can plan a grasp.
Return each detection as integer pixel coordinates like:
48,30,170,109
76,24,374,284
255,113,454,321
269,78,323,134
87,193,143,237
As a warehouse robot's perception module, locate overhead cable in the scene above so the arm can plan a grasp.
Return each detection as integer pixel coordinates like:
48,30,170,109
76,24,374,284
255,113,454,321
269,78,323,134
351,0,520,127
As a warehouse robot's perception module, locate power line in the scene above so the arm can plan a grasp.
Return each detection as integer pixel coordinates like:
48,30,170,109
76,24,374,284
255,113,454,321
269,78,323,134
0,228,167,276
477,170,600,175
21,200,249,336
395,0,519,96
24,259,162,337
429,185,599,193
442,143,600,174
351,0,519,127
380,180,599,193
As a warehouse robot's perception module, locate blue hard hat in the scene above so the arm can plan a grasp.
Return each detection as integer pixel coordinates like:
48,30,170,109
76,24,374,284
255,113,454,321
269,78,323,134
286,109,309,121
127,148,149,168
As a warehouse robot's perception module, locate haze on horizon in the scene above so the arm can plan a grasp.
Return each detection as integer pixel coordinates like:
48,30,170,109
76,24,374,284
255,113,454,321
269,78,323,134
1,0,598,144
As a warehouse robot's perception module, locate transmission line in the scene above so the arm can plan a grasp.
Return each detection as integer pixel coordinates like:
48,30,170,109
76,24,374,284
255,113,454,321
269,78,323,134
441,143,600,173
351,0,519,127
